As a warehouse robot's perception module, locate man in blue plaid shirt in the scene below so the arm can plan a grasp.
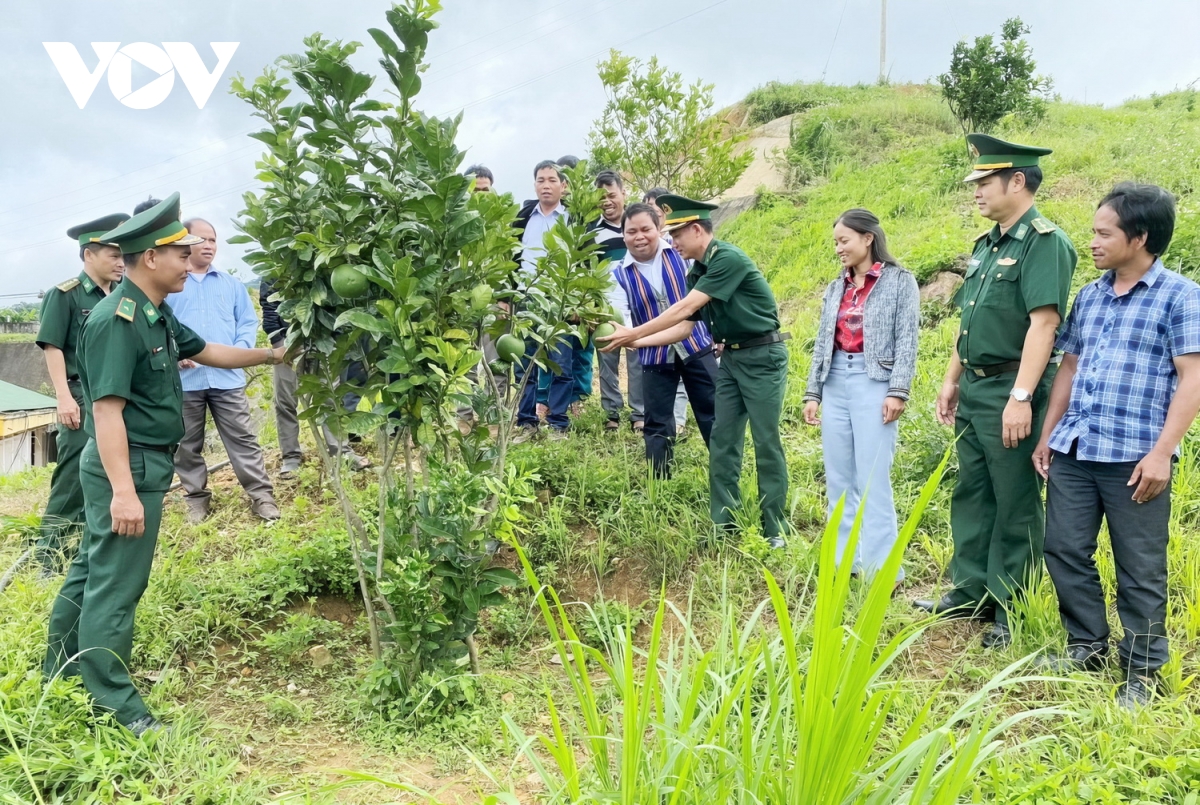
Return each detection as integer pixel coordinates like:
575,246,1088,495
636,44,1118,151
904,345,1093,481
1033,183,1200,708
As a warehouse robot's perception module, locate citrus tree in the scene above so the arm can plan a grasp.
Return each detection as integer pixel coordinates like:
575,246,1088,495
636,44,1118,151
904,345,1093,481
231,0,611,718
588,49,752,198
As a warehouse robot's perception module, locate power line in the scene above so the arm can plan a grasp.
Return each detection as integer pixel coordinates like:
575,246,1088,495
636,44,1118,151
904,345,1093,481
429,0,577,61
821,0,850,82
9,179,261,255
0,127,260,218
447,0,733,115
9,0,734,255
423,0,626,86
0,142,262,238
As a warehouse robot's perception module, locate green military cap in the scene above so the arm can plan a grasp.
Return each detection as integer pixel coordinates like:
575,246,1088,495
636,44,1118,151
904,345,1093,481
655,193,718,232
963,134,1053,183
66,213,131,247
97,192,204,253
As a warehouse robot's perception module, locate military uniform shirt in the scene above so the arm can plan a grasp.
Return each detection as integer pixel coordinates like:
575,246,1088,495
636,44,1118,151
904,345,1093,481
78,278,206,445
955,206,1077,368
688,239,781,344
36,271,109,381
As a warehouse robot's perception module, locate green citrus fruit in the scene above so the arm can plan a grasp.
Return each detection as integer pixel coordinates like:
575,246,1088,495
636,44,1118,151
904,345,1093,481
496,333,525,363
593,322,618,342
331,265,370,299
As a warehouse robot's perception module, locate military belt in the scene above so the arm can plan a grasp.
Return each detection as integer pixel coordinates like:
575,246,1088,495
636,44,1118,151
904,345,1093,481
129,442,178,455
726,331,791,351
964,360,1021,378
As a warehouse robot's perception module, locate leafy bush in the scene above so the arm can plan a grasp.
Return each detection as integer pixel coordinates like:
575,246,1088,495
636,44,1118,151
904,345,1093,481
938,17,1052,137
589,50,752,197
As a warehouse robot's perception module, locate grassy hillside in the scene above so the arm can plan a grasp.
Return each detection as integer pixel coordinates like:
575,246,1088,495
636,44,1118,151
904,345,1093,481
3,85,1200,803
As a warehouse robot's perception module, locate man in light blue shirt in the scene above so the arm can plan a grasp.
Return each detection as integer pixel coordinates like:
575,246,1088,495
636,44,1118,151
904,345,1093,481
168,218,279,522
511,160,576,441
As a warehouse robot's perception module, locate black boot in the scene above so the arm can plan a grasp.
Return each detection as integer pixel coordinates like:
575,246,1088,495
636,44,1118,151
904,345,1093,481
1033,643,1108,673
912,594,993,621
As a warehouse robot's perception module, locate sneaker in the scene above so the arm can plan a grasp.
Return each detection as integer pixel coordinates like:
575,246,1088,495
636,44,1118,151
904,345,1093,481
512,425,539,445
1116,674,1155,710
546,428,569,442
279,458,302,480
184,499,210,525
252,499,281,522
632,420,645,432
604,418,620,431
125,714,170,738
1033,644,1109,674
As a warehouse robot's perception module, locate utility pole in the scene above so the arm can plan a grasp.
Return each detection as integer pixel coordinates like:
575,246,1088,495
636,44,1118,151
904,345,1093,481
879,0,887,83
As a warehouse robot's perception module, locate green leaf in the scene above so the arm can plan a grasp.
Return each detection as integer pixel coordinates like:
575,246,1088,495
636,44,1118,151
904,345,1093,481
333,309,390,335
366,27,401,60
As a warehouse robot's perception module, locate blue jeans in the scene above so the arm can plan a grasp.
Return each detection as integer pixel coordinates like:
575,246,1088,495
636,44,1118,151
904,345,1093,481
517,336,574,430
820,351,902,580
537,335,590,404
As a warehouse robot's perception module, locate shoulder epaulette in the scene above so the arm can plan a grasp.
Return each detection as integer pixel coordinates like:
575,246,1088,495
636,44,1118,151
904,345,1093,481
973,230,989,242
1031,217,1057,234
115,297,137,322
55,278,81,293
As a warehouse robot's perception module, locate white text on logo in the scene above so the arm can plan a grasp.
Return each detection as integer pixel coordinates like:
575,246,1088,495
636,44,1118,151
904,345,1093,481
42,42,239,109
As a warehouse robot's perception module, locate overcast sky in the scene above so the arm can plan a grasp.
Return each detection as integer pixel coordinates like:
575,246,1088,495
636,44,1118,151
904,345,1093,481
3,0,1199,301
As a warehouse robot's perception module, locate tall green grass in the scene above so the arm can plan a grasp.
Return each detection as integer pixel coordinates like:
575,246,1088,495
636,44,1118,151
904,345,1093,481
503,451,1060,803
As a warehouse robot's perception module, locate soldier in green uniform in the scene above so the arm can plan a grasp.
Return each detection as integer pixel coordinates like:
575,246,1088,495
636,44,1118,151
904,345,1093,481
33,213,130,576
43,193,287,737
914,135,1078,648
600,195,791,547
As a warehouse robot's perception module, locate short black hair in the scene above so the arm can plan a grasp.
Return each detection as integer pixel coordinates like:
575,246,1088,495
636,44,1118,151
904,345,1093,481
79,242,119,262
556,154,579,169
133,196,161,215
123,251,145,269
466,164,494,182
643,187,670,203
622,202,660,228
1098,182,1176,256
995,166,1043,194
533,160,565,181
595,170,623,190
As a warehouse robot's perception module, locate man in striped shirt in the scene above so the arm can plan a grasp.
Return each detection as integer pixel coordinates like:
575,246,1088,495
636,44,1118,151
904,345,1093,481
592,171,645,432
168,219,279,523
606,203,718,476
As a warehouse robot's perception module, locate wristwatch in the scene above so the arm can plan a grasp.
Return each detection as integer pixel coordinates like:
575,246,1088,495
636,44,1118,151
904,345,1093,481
1009,388,1032,403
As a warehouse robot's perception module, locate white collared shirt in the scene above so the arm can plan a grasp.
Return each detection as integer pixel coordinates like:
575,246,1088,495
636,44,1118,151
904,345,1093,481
520,202,567,282
606,239,689,360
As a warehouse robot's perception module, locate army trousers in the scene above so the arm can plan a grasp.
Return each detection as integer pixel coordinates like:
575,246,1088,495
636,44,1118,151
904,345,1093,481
44,440,175,727
710,342,790,538
949,367,1055,623
34,386,88,573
